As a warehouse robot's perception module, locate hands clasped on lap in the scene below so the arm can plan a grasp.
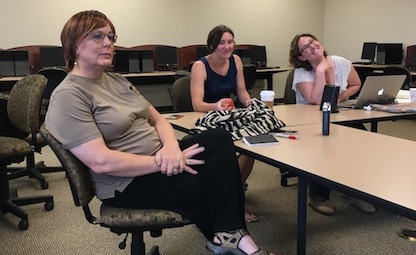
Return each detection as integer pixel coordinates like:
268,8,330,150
155,143,205,176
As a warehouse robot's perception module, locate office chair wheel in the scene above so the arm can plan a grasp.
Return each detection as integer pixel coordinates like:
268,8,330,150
41,180,49,189
18,218,29,230
44,201,54,211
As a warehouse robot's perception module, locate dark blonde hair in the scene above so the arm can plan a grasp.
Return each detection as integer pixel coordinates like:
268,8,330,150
288,33,327,71
60,10,116,70
206,25,234,53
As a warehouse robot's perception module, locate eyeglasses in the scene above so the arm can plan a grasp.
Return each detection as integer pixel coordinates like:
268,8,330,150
89,31,118,44
299,38,316,55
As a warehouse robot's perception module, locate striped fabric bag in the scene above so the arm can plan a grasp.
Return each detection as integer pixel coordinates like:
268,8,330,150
194,98,286,140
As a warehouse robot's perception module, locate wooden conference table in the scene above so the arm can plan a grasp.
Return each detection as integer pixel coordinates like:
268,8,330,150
165,105,416,255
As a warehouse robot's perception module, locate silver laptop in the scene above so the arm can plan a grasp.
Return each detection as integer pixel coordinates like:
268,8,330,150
338,75,406,109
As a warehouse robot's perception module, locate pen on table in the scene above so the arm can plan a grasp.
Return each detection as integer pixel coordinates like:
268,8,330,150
275,133,298,140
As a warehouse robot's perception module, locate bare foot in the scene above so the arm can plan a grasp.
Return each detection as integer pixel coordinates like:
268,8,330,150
245,209,258,223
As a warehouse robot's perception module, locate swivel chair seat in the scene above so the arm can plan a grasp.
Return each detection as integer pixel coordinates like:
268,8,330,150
40,124,191,255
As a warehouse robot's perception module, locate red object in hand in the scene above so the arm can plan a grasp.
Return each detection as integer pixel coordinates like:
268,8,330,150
222,98,234,108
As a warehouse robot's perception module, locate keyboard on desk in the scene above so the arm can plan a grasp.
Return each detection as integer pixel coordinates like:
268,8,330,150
256,66,280,70
352,61,373,65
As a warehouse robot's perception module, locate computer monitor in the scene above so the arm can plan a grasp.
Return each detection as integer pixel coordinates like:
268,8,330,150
376,43,403,65
13,50,30,76
360,42,377,63
195,46,210,59
155,46,178,71
39,46,66,68
234,48,251,65
249,45,267,67
0,51,15,76
405,45,416,69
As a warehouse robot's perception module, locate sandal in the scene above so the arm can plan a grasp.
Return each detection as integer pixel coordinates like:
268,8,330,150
206,229,272,255
245,210,259,223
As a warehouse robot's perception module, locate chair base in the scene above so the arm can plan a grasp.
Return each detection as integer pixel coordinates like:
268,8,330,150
0,195,54,230
147,246,160,255
130,232,161,255
8,160,65,189
1,169,54,230
397,228,416,241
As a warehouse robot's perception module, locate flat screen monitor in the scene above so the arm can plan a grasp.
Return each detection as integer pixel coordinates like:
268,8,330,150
249,45,267,67
155,46,178,71
196,46,210,59
234,49,251,65
39,46,66,68
360,42,377,62
405,45,416,69
376,43,403,65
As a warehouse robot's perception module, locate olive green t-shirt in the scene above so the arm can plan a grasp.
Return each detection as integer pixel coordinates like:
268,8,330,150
45,72,162,199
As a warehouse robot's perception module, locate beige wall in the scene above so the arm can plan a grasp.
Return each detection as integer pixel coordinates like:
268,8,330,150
324,0,416,62
0,0,326,98
2,1,415,98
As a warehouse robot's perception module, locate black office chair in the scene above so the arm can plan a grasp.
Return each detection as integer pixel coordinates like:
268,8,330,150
40,124,191,255
8,67,68,189
37,67,68,121
243,64,257,91
167,76,193,112
382,66,412,89
1,74,54,230
283,69,296,105
280,69,298,186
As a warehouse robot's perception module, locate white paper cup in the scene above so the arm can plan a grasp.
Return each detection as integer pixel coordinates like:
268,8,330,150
410,88,416,102
260,90,275,108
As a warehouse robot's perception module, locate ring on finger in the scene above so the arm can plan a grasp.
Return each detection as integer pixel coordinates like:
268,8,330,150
186,159,191,165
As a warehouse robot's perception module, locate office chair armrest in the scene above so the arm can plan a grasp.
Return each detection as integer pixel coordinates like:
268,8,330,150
0,92,10,101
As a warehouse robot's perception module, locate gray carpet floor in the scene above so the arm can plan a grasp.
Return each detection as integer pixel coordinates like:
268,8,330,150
1,120,416,254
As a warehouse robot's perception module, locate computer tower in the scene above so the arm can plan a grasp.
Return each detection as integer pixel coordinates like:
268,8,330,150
141,50,154,73
0,51,15,76
13,50,30,76
113,50,130,73
128,50,141,73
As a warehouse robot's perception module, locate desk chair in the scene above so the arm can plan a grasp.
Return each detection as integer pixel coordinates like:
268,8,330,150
1,74,54,230
168,76,193,112
382,66,412,89
283,69,296,105
280,69,297,186
8,67,67,189
40,124,191,255
243,64,257,91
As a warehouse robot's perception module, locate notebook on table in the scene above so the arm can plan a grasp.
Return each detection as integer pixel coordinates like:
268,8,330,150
338,75,406,109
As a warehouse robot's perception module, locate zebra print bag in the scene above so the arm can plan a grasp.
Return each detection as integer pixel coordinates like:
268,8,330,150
194,98,286,140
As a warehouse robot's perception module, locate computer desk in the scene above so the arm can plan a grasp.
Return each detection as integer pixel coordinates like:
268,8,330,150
352,64,416,77
255,67,292,90
234,123,416,255
0,67,291,91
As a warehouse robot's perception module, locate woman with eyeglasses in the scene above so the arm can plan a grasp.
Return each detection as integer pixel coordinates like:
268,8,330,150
45,10,274,255
190,25,259,223
288,33,376,215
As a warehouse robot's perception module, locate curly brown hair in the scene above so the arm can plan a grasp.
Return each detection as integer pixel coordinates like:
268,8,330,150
288,33,327,71
60,10,116,71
